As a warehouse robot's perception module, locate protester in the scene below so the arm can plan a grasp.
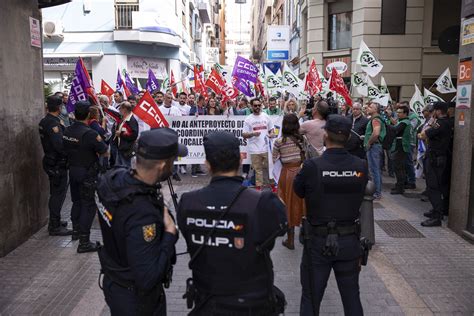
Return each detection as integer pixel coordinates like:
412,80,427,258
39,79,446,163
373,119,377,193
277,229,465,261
284,99,299,115
113,91,124,109
114,101,139,167
127,94,137,108
177,92,191,115
154,91,164,106
207,97,221,115
346,102,368,159
187,93,196,107
189,95,207,116
364,102,386,200
88,106,107,139
159,92,182,116
243,98,275,190
272,114,305,250
264,97,282,115
54,91,71,127
299,100,329,158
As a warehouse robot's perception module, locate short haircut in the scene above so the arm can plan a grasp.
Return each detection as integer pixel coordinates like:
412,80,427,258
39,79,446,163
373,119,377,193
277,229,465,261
89,106,100,119
136,155,173,171
154,91,164,97
240,97,248,104
74,102,90,120
269,97,277,102
400,101,409,106
54,91,64,98
327,130,349,146
99,95,109,104
114,90,123,97
370,102,382,113
250,98,260,106
179,92,187,97
315,100,329,119
197,95,205,103
206,149,240,174
127,94,137,101
352,102,362,109
46,95,62,112
398,105,409,115
120,101,133,111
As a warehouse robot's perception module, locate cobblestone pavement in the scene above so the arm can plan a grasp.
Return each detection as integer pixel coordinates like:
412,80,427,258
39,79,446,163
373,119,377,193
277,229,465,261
0,171,473,315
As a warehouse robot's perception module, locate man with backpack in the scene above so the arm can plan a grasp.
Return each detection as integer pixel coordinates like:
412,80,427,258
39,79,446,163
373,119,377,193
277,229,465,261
364,102,386,200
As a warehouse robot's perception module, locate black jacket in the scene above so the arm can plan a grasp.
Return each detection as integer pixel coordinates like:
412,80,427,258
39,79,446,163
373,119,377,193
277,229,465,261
345,114,369,154
114,115,139,154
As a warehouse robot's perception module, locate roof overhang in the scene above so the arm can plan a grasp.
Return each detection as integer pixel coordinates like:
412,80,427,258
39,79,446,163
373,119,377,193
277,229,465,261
38,0,71,9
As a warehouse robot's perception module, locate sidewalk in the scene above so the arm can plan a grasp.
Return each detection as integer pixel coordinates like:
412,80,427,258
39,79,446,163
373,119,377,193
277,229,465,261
0,174,472,315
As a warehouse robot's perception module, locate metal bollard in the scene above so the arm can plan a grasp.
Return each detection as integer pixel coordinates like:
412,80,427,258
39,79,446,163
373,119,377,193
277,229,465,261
360,180,375,245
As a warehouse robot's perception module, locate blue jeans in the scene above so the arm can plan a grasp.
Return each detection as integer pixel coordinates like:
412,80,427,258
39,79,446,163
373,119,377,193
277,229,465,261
405,145,416,184
367,144,383,196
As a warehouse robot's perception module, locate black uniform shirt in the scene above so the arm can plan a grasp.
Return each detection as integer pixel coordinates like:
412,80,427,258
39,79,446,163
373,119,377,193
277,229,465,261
425,117,452,156
39,113,66,158
63,121,107,168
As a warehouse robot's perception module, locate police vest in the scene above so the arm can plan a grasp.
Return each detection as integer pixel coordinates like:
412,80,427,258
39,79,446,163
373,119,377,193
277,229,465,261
181,188,269,296
63,122,99,168
306,155,367,225
97,167,163,275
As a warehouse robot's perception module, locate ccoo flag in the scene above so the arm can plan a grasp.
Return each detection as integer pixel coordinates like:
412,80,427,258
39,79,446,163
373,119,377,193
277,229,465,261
146,69,160,93
133,91,169,128
232,56,258,83
356,40,383,77
125,71,140,95
66,58,95,113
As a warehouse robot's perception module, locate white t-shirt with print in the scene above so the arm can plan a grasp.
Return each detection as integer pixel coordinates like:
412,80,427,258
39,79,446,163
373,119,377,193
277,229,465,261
243,113,274,154
177,103,191,115
159,105,182,116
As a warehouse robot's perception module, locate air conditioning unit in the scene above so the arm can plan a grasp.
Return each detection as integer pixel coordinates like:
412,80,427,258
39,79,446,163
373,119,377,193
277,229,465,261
190,52,197,64
43,20,64,38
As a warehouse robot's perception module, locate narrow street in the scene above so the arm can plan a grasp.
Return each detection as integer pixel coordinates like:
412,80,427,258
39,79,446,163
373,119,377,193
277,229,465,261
0,174,472,315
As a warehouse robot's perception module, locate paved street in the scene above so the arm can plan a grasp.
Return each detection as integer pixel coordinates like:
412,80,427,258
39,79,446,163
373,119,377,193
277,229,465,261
0,173,473,315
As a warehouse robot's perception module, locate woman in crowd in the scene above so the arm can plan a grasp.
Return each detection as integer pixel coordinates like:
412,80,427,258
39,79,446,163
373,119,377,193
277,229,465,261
272,113,306,250
284,99,299,115
207,98,221,115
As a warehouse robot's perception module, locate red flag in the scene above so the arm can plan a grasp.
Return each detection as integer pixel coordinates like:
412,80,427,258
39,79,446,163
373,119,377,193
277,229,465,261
101,80,114,98
304,59,323,97
205,69,225,95
193,65,208,98
104,107,121,123
170,70,178,97
329,68,352,106
79,57,98,105
133,91,169,128
255,77,265,97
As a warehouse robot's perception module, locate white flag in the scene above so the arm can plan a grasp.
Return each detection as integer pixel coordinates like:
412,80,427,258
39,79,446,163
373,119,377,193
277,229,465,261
265,65,282,98
379,76,392,104
423,88,444,104
435,68,457,94
352,72,368,97
410,85,425,119
356,40,383,77
282,65,306,99
366,77,380,99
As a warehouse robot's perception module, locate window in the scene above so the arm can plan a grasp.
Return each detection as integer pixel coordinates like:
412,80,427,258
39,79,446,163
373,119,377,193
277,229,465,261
432,0,461,46
182,11,186,28
381,0,406,35
328,12,352,50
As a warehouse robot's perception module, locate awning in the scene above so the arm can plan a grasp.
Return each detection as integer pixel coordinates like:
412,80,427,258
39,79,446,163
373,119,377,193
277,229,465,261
43,52,104,58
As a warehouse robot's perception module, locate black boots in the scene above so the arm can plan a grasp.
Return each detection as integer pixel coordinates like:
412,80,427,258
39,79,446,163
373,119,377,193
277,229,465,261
421,218,442,227
77,234,101,253
48,220,73,236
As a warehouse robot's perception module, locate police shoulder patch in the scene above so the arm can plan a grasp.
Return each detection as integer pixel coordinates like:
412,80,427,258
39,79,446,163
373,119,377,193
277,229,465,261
142,224,156,242
52,126,59,133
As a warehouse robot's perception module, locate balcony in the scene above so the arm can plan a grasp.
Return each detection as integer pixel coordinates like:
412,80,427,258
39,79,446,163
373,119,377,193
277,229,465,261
197,0,211,24
115,3,139,30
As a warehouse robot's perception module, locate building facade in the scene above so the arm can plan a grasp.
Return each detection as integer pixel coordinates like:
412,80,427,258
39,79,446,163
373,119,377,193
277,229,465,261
251,0,461,101
224,0,252,66
42,0,221,92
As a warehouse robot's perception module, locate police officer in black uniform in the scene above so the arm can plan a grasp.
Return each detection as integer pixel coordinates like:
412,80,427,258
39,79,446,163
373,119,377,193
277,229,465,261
419,102,453,227
294,115,368,316
63,101,107,252
39,95,72,236
178,131,288,316
96,128,183,315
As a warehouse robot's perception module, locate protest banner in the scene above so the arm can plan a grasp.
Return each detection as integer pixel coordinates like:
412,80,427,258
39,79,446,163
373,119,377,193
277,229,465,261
165,115,282,165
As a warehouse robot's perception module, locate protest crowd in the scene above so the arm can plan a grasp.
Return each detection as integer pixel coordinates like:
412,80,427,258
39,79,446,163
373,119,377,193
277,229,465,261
39,47,457,315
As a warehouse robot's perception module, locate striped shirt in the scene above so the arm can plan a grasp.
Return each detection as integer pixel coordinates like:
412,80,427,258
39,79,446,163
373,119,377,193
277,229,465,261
272,137,303,164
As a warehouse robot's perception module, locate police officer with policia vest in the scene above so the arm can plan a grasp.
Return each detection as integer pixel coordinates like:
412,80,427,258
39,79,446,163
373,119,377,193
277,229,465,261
96,127,185,315
294,115,369,316
39,95,72,236
178,131,288,316
63,101,108,252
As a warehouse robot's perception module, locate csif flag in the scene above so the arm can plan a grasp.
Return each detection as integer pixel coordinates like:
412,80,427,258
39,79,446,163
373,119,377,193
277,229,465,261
304,59,323,97
133,91,169,128
146,69,160,93
435,68,457,94
66,58,96,112
409,84,425,119
283,65,306,99
329,67,352,106
424,88,444,104
356,40,383,77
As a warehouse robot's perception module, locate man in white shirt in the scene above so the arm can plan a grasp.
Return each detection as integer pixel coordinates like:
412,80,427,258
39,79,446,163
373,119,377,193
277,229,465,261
243,98,275,189
177,92,191,116
159,92,182,116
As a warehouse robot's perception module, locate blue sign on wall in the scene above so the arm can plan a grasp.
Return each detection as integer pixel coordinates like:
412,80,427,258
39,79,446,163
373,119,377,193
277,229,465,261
267,50,289,61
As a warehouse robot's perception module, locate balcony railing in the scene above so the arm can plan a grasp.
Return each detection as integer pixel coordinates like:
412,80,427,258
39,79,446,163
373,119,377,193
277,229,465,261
115,3,139,30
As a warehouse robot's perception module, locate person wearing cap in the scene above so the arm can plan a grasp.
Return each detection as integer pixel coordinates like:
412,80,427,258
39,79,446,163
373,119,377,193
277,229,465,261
294,114,368,316
39,95,72,236
418,102,453,227
63,101,108,253
96,127,184,315
177,131,288,315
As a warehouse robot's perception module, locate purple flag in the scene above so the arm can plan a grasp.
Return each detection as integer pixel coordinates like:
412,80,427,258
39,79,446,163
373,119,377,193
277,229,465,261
116,69,124,90
125,72,140,95
146,69,160,93
233,76,254,97
232,56,258,83
66,60,92,113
